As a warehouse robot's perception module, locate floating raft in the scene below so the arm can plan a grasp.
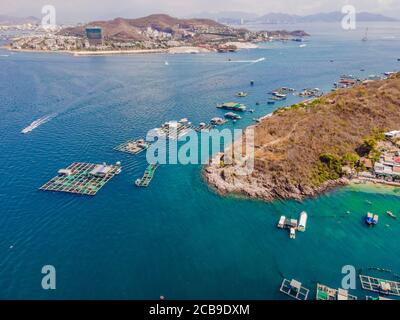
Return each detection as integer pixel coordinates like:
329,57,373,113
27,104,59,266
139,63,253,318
114,139,150,155
316,284,357,300
360,275,400,297
40,162,121,196
279,279,309,300
135,164,159,188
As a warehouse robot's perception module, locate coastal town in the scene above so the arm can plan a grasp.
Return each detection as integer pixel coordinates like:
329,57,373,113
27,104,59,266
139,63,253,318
4,14,308,53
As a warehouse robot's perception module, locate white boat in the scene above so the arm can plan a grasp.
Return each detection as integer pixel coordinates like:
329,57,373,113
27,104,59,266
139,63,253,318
21,115,53,134
290,228,296,239
298,211,308,232
278,216,286,229
299,44,307,48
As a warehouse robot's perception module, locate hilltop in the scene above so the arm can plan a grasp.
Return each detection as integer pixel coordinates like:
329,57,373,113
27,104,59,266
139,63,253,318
61,14,231,41
205,73,400,201
0,15,40,25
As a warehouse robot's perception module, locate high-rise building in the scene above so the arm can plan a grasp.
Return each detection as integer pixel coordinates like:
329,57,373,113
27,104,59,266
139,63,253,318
85,27,103,46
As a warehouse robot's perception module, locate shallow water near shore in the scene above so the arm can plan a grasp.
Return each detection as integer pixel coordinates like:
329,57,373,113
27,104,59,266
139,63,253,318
0,22,400,299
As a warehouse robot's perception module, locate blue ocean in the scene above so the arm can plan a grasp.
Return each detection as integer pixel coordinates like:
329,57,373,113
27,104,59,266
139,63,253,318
0,22,400,299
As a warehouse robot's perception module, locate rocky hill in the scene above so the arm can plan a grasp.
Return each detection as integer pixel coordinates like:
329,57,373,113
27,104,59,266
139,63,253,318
61,14,229,41
205,73,400,201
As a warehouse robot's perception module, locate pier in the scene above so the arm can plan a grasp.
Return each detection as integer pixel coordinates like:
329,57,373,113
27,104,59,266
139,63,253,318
135,164,159,187
114,139,150,155
360,275,400,297
40,162,122,196
279,279,309,300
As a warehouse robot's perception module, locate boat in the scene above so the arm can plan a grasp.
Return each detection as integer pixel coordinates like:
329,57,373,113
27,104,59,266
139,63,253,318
298,211,308,232
299,44,307,48
236,91,248,97
362,28,368,42
387,211,397,219
21,115,53,134
224,112,241,120
278,216,286,228
290,228,296,239
365,212,379,226
217,102,247,112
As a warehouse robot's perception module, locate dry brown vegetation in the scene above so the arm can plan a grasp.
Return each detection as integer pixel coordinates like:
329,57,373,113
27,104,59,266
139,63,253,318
254,74,400,190
205,73,400,201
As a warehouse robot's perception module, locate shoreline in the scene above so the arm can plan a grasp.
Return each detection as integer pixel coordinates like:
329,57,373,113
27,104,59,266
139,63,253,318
2,43,257,57
204,74,400,202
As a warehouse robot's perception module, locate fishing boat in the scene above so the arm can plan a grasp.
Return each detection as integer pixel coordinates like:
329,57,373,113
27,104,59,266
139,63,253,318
365,212,379,226
217,102,247,112
387,211,397,219
224,112,241,120
236,91,248,97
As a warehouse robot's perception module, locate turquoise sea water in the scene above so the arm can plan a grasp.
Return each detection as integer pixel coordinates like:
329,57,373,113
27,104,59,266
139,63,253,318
0,22,400,299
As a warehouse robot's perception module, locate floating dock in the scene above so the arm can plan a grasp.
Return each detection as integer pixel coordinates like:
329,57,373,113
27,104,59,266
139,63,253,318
316,284,357,300
135,164,159,187
279,279,309,300
360,275,400,297
152,119,194,140
40,162,122,196
114,139,150,155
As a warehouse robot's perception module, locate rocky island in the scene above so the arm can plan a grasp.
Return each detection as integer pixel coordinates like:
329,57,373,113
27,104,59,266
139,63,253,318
205,73,400,201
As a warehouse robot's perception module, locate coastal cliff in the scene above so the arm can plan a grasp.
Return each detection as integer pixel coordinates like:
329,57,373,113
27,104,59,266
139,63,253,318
204,73,400,201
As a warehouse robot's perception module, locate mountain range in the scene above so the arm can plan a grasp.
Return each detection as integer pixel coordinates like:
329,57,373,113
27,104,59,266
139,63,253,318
193,11,398,25
0,15,40,25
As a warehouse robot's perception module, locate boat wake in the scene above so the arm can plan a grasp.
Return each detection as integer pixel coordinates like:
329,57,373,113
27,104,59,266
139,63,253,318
0,54,10,57
21,114,57,134
226,57,266,64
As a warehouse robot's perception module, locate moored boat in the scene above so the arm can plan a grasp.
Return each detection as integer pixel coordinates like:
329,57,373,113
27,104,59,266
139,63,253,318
365,212,379,226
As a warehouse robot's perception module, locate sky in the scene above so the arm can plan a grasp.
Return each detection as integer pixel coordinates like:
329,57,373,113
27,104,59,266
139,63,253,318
1,0,399,23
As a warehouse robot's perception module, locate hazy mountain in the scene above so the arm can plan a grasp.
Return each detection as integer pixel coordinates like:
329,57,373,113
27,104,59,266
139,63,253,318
0,15,40,25
255,11,398,24
190,11,259,25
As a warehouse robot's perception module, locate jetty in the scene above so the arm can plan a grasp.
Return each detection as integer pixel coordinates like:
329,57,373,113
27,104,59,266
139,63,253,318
360,275,400,297
40,162,122,196
316,284,357,300
114,139,150,155
135,164,159,187
279,279,309,300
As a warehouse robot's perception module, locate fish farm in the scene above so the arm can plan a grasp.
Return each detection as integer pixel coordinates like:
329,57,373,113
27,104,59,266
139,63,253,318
40,162,122,196
114,139,150,155
359,275,400,297
135,164,159,187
